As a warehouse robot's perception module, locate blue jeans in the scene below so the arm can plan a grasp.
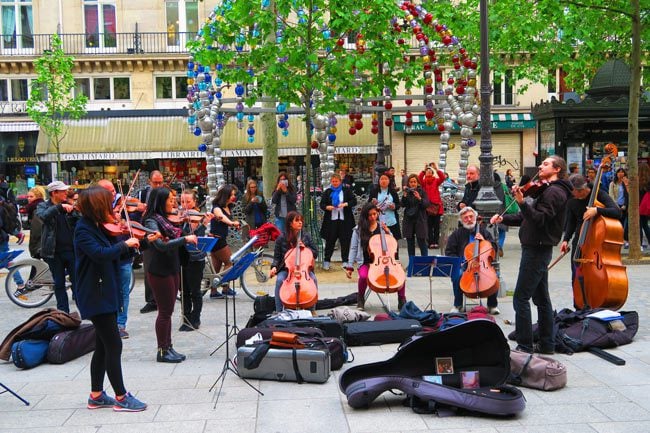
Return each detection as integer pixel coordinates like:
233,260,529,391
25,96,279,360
274,269,318,312
498,227,506,250
274,217,286,234
116,261,132,329
0,240,23,285
44,250,76,313
513,245,554,351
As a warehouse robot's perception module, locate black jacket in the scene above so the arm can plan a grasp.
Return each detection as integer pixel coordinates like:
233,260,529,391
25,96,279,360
502,179,573,247
35,200,80,259
445,224,497,259
271,232,318,273
319,187,357,239
143,217,188,276
562,187,621,249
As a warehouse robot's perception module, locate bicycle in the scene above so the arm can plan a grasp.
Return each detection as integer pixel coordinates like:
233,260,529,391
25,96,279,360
3,250,135,308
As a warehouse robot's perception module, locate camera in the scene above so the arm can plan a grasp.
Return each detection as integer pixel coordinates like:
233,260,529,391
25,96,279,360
280,179,288,186
406,187,416,194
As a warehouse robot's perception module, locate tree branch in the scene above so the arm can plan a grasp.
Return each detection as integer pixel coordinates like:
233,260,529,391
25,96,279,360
560,0,632,18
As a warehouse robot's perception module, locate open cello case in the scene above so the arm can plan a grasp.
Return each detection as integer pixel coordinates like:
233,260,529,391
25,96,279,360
339,320,525,417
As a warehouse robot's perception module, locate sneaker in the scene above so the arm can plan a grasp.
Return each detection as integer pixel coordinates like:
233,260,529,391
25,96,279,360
489,307,501,315
118,327,129,339
498,248,504,258
113,392,147,412
450,306,460,313
15,232,25,245
139,303,157,314
322,261,330,271
209,291,225,299
624,242,629,249
178,323,194,332
222,288,237,297
87,390,117,409
432,243,439,249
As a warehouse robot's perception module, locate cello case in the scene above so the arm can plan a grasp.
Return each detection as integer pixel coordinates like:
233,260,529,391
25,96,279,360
339,320,525,417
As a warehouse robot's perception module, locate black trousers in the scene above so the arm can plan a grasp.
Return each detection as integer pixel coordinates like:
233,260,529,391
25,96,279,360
90,312,126,396
181,260,205,324
323,219,351,263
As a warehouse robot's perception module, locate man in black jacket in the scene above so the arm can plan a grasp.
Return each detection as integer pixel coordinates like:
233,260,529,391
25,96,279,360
491,156,573,355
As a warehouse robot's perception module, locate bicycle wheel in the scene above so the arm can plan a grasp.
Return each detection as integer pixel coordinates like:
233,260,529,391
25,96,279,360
239,252,275,300
5,263,55,308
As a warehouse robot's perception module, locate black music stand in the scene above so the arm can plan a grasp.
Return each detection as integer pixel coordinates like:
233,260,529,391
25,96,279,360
0,382,29,406
407,255,462,311
209,250,263,406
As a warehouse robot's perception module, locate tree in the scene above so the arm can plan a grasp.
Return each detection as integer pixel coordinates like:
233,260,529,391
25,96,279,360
422,0,648,259
26,34,87,179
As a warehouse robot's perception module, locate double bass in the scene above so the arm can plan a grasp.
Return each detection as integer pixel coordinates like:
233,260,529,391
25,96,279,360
279,231,318,309
367,224,406,293
573,143,628,309
459,221,499,299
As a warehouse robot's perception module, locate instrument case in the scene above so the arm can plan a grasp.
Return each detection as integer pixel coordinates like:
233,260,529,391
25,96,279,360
237,346,331,383
343,319,423,346
258,317,344,339
340,320,525,417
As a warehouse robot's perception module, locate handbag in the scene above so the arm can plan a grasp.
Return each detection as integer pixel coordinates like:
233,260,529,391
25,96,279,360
508,349,567,391
640,191,650,216
425,203,440,216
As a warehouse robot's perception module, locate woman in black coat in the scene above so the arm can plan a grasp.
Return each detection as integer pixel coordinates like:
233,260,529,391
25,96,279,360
320,173,357,270
369,172,401,242
401,174,430,259
271,173,297,233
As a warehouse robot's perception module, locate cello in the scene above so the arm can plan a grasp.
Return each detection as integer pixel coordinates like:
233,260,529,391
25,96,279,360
573,143,628,310
459,220,499,299
279,231,318,310
367,224,406,293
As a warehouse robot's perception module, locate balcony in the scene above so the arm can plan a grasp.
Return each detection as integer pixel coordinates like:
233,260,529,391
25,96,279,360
1,32,197,57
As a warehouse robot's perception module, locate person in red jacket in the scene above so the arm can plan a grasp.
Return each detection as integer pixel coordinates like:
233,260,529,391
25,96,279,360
418,162,445,249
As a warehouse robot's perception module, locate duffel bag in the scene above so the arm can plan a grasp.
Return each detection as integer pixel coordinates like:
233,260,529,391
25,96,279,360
508,349,567,391
47,323,96,364
11,339,49,369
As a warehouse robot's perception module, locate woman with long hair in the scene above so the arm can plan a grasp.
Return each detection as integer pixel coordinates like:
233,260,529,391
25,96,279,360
345,202,406,311
74,186,147,411
242,179,267,239
26,186,46,260
269,211,318,312
320,173,357,270
418,162,445,249
369,173,401,248
271,172,297,233
209,184,241,298
143,187,197,363
401,174,430,260
608,167,629,245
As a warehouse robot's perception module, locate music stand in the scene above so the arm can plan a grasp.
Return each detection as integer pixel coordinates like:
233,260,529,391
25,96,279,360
407,255,462,311
0,382,29,406
209,250,263,406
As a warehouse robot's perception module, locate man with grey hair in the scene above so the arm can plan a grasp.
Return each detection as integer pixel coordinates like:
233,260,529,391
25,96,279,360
444,206,499,313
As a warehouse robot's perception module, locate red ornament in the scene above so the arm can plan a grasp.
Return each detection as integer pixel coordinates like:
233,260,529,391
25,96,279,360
456,85,465,94
385,118,393,127
425,84,434,94
435,24,443,32
416,33,424,41
405,99,413,106
464,59,472,68
405,118,413,127
355,112,362,120
405,111,413,118
447,77,455,85
471,61,478,69
349,127,357,135
459,48,466,54
354,120,363,130
311,140,319,149
371,126,379,134
423,13,433,24
384,101,393,110
337,38,345,46
348,113,355,120
425,110,434,119
371,119,379,126
398,38,405,45
442,35,452,45
438,124,445,132
371,100,378,106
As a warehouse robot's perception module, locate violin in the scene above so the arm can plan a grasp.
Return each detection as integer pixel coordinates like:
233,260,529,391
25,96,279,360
459,221,499,299
127,221,160,240
573,143,628,309
101,220,159,240
166,210,184,225
519,179,551,199
102,221,130,237
123,197,144,213
367,224,405,293
279,231,318,310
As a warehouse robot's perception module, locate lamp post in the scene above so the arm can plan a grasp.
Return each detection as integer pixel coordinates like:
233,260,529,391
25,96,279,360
472,0,502,219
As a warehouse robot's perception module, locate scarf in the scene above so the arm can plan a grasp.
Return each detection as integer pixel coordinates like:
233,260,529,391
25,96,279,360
330,184,343,208
152,214,183,239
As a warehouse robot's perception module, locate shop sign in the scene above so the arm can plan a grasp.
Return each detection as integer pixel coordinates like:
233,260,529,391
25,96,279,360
0,101,27,114
7,156,38,163
394,120,535,132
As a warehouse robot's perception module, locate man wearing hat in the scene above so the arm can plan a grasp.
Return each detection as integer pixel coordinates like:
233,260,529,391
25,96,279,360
444,206,499,314
36,181,80,313
560,174,620,286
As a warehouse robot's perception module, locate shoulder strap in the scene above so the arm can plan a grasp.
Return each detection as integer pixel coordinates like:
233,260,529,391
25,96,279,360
291,348,304,384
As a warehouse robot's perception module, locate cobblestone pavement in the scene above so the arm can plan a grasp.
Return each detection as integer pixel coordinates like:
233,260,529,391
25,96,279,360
0,229,648,433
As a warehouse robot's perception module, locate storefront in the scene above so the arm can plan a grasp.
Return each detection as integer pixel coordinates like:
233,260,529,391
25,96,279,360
0,120,41,193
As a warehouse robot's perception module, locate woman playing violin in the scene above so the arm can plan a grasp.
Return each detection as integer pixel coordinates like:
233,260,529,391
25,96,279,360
209,184,241,299
73,186,147,411
269,211,318,312
345,202,406,311
143,187,198,363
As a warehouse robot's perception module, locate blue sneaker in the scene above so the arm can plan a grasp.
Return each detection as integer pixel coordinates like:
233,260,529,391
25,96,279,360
113,392,147,412
223,288,237,297
209,291,225,299
87,391,117,409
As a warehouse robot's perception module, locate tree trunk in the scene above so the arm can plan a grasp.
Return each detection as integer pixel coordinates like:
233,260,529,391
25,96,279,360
261,104,278,200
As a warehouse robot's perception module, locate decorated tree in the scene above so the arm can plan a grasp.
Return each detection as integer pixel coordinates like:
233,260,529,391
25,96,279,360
26,34,88,178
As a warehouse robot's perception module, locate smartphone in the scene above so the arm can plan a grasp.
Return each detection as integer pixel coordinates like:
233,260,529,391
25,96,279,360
281,179,289,186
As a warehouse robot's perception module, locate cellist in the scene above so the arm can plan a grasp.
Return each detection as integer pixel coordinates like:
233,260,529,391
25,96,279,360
490,156,573,355
445,207,499,314
560,174,621,303
269,211,318,312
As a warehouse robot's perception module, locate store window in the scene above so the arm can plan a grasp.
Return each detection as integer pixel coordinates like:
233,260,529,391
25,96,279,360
165,0,198,47
84,0,116,49
0,78,28,101
1,0,33,50
155,75,189,99
494,69,514,106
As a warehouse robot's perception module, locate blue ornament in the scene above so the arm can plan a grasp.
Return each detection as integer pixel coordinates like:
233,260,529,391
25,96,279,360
215,91,222,99
193,127,201,136
282,129,289,137
277,103,287,114
247,114,254,122
278,119,287,129
235,84,245,96
322,29,331,39
187,115,196,124
328,133,337,142
197,65,204,73
247,127,255,136
248,136,255,143
261,0,270,7
236,112,244,121
216,63,223,71
187,61,194,70
198,143,207,152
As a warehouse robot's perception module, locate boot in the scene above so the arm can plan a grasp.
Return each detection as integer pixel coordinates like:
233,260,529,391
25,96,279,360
357,293,365,311
168,345,186,361
157,348,182,363
398,297,406,311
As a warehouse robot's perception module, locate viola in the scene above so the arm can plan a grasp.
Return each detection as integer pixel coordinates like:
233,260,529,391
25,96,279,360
459,222,499,298
279,231,318,310
573,143,628,309
367,224,405,293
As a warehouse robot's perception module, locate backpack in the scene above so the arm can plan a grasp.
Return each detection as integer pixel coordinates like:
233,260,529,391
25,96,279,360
0,199,20,235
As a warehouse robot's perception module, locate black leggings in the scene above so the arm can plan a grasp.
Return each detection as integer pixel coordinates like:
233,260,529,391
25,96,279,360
90,313,126,396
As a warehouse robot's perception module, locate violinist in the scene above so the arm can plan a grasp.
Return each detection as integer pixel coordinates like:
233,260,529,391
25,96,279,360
73,186,147,412
445,207,499,314
269,211,318,312
208,184,241,299
179,189,213,331
490,156,573,355
142,187,198,363
560,174,620,293
345,203,406,311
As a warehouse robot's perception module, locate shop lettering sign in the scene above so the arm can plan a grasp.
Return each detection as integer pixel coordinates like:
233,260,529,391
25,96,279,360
0,101,27,114
7,156,37,163
163,151,205,159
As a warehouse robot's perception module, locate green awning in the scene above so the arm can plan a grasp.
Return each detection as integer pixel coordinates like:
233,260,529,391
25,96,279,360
393,113,536,132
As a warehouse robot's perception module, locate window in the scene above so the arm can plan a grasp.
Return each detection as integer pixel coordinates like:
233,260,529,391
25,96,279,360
78,77,130,101
0,78,28,101
94,77,110,100
84,0,116,49
165,0,198,47
156,75,189,99
493,70,514,106
1,0,33,50
113,77,130,99
0,80,7,101
74,78,91,98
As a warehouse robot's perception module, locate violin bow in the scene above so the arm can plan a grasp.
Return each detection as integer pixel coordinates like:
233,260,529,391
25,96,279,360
116,180,137,244
493,171,540,221
116,169,142,217
548,246,570,270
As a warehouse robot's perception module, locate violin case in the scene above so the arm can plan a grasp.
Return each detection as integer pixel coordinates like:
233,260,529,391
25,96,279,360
339,320,526,417
237,346,330,383
343,319,423,346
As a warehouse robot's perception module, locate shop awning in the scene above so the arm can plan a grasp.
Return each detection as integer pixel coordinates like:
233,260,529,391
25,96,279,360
393,112,535,132
0,121,39,132
35,115,378,161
